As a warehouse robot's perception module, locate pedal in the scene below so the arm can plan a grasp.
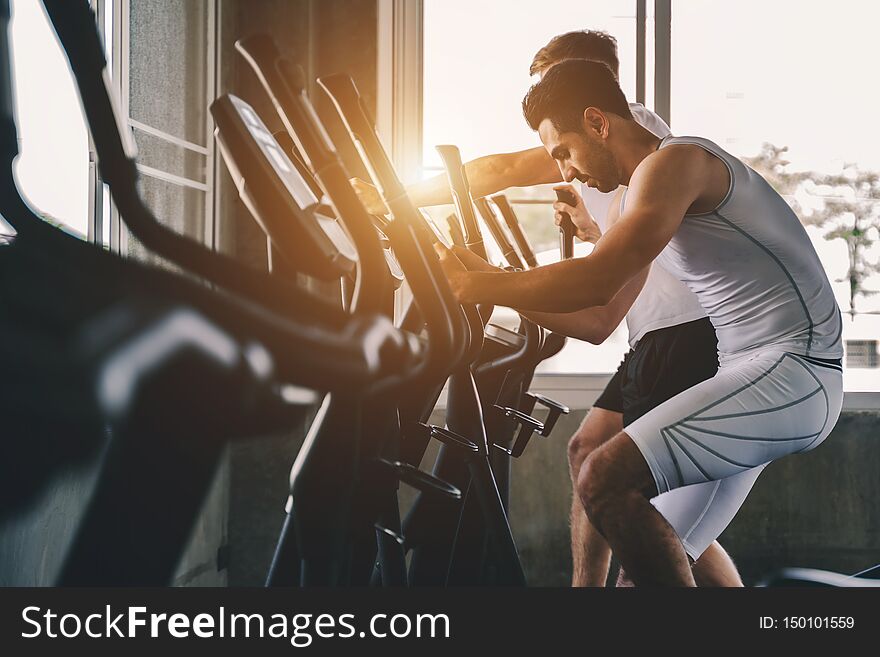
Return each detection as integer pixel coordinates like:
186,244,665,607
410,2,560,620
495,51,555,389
526,393,570,437
412,422,480,454
374,458,462,500
373,523,405,546
493,405,544,457
495,405,544,432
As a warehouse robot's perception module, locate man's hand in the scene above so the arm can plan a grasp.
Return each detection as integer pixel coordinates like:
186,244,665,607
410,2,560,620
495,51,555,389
434,242,472,301
350,177,388,215
552,183,601,244
451,245,503,273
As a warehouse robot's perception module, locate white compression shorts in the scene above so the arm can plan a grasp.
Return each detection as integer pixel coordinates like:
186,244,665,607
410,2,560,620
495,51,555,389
626,350,843,560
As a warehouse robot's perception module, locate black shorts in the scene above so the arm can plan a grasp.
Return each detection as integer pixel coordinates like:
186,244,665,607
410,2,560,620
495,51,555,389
593,317,719,426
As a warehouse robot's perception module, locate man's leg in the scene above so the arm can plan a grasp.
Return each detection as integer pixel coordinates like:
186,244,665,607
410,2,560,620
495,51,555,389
615,541,742,587
569,408,744,588
692,542,742,587
579,433,696,586
602,318,724,586
568,407,622,587
573,416,746,587
581,351,843,587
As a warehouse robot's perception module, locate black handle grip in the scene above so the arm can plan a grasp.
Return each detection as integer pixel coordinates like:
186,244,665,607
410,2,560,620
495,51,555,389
555,188,576,260
445,213,466,247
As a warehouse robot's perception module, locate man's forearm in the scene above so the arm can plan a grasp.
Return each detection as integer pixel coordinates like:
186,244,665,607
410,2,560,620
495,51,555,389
519,308,618,343
407,149,560,207
404,173,455,207
453,245,621,341
518,267,648,342
459,259,613,313
406,155,510,207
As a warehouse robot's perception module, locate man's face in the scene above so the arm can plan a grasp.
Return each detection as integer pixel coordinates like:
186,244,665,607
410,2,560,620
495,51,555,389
538,116,620,193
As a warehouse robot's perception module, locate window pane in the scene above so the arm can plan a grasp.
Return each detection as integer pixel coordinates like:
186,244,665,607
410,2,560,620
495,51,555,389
506,184,564,254
671,0,880,389
133,127,207,183
129,0,208,145
10,0,89,237
128,176,205,268
126,0,211,265
423,0,636,168
422,0,637,374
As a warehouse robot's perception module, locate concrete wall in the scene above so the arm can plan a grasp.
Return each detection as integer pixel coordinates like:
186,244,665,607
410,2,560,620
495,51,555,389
717,411,880,583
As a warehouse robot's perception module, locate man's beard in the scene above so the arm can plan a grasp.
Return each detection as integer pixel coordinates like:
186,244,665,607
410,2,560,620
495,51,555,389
573,140,618,192
573,171,615,193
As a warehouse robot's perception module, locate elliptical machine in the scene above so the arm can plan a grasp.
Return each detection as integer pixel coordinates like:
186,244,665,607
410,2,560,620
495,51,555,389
1,0,425,585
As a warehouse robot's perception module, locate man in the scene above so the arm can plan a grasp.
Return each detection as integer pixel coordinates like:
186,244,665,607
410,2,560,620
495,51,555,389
355,31,743,587
435,59,843,586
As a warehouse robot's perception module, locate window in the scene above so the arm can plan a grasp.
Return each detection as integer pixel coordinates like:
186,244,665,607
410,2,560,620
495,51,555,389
8,0,217,256
671,0,880,391
423,0,638,170
9,0,90,238
421,0,642,373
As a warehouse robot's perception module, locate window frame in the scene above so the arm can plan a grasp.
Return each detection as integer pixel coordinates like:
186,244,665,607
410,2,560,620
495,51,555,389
376,0,423,183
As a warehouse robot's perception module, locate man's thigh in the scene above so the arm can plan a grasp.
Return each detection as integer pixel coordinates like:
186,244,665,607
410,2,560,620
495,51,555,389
584,430,766,560
574,406,624,446
582,431,659,501
624,351,843,496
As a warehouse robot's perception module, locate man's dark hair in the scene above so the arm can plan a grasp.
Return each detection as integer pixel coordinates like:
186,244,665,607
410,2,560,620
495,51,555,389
522,59,633,133
529,30,619,77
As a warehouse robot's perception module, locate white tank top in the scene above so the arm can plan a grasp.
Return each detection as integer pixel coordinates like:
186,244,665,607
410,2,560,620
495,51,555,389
580,103,707,347
632,135,843,365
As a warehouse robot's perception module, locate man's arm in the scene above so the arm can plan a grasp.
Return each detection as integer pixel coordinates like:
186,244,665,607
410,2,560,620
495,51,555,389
451,197,647,344
353,146,561,214
518,267,648,343
438,146,710,313
519,187,645,342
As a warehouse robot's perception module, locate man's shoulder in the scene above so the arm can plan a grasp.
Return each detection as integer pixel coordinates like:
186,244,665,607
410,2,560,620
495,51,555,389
632,142,717,190
646,140,716,167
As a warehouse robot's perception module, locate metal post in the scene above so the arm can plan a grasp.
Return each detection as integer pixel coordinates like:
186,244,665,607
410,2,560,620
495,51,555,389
654,0,672,125
636,0,646,105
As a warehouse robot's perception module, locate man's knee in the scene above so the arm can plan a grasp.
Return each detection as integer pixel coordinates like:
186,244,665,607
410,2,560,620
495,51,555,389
577,433,653,529
567,409,620,475
576,448,618,527
567,432,594,476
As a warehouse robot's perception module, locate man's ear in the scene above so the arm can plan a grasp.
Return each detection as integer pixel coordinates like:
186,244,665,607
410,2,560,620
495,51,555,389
582,107,608,138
